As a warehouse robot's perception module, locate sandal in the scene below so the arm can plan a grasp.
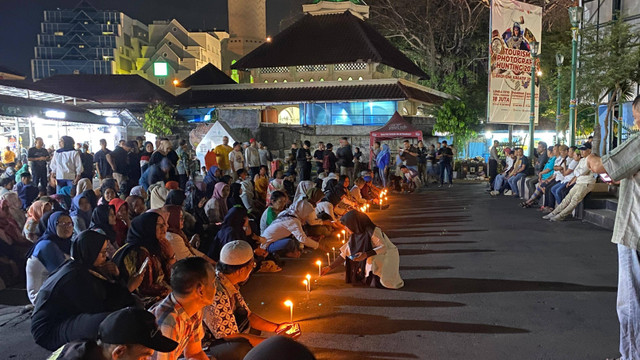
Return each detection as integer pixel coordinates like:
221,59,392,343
258,260,283,273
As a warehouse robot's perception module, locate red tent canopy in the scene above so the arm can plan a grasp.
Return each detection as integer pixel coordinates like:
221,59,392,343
370,112,423,167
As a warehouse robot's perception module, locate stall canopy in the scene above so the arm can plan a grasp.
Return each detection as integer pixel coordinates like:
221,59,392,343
369,111,423,168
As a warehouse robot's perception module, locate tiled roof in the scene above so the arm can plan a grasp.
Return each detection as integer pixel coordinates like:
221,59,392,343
177,63,236,88
231,12,428,79
178,80,448,106
33,74,176,104
0,94,106,124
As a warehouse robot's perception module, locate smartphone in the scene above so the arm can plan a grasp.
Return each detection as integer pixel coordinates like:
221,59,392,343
347,254,357,260
276,323,301,339
599,173,612,183
136,257,150,276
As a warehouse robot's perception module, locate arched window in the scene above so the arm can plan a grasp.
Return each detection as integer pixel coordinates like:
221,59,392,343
337,77,342,81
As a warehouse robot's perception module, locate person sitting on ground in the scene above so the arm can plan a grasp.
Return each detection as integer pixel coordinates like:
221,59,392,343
47,307,178,360
164,205,214,264
283,171,296,200
31,230,143,351
399,165,420,193
109,198,130,247
243,336,316,360
149,181,174,210
25,212,74,305
113,212,174,304
321,210,404,289
253,165,269,210
140,158,173,191
125,195,146,220
0,176,15,197
520,147,556,208
90,205,118,257
350,177,370,206
203,241,298,359
544,143,596,221
23,200,52,243
16,171,39,210
260,191,288,234
293,180,315,204
227,182,244,210
203,165,221,199
267,170,285,204
207,207,267,262
98,179,118,206
205,182,230,225
2,190,26,228
149,257,214,360
70,192,93,235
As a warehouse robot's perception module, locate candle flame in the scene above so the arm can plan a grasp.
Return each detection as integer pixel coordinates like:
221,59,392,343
284,300,293,307
315,260,322,266
303,279,308,285
306,274,311,281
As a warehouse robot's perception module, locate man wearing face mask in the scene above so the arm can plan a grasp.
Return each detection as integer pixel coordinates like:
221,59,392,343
203,241,296,360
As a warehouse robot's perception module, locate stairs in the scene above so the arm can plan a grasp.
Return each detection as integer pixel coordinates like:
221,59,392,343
579,193,618,231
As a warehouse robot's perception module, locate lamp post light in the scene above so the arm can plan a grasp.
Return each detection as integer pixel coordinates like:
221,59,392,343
555,52,565,142
568,6,583,147
528,41,540,159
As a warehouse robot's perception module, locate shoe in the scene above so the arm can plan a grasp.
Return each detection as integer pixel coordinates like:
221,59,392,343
549,216,559,222
504,190,512,196
490,191,499,196
542,214,553,220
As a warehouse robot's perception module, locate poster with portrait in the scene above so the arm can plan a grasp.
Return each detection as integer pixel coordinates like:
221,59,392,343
488,0,542,124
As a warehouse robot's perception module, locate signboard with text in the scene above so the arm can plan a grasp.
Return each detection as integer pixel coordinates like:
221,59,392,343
488,0,542,124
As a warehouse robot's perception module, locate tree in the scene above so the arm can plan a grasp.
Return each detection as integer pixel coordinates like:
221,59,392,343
433,99,481,154
578,16,640,154
144,102,178,136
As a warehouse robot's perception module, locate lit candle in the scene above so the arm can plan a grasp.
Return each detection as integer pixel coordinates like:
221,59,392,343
331,247,336,262
337,233,341,242
305,274,311,291
316,260,322,276
385,196,388,201
342,239,345,245
341,230,346,237
327,252,331,264
284,300,293,322
303,279,308,292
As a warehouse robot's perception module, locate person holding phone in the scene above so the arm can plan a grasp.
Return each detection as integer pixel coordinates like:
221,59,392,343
588,95,640,360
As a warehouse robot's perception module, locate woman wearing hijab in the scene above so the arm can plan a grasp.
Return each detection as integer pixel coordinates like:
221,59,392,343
1,192,26,229
254,165,269,208
164,205,214,263
112,212,174,303
23,200,52,242
129,185,148,202
25,212,74,305
140,141,154,173
31,230,142,351
227,182,244,209
164,189,186,207
75,178,92,195
204,182,230,225
149,182,170,209
267,169,285,204
244,336,316,360
109,198,130,247
376,144,390,187
50,136,83,193
89,205,118,257
203,165,221,199
70,192,93,235
293,180,314,204
98,179,118,206
125,195,146,220
207,207,266,262
321,210,403,289
184,182,209,235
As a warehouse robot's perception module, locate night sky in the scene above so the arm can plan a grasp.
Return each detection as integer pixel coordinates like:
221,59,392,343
0,0,298,79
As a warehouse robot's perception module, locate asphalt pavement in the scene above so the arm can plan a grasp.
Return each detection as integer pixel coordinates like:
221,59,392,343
0,182,620,359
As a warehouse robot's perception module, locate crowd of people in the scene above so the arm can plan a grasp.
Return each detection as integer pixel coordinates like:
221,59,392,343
486,137,598,222
0,133,409,360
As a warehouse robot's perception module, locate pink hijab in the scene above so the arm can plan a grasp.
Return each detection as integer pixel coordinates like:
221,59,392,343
213,182,229,214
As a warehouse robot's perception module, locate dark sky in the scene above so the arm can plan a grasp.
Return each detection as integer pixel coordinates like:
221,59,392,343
0,0,299,79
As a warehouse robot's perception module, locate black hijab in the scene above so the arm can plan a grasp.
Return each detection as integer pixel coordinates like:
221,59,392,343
208,207,248,261
90,205,117,243
227,183,243,209
125,212,162,256
340,210,375,284
37,211,73,254
244,336,316,360
165,189,186,206
323,179,343,206
71,230,107,269
56,136,75,153
100,179,118,203
83,190,98,209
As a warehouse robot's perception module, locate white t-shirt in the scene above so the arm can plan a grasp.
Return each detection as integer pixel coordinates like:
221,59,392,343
561,159,579,184
574,157,596,185
554,156,568,182
228,150,245,172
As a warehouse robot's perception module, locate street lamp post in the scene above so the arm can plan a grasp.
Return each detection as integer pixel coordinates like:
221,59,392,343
528,41,540,159
555,53,565,143
568,6,583,147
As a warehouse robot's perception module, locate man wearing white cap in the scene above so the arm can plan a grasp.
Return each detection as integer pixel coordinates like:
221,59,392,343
203,241,296,360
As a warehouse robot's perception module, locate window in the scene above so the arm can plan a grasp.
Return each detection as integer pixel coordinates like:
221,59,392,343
158,78,165,85
54,31,64,36
78,45,85,48
303,101,397,126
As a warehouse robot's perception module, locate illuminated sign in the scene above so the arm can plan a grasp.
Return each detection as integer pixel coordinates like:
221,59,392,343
44,110,66,119
154,62,168,77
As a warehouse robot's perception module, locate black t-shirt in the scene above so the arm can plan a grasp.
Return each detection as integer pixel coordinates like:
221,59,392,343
402,146,418,166
93,149,112,178
127,152,141,181
297,148,311,165
336,144,354,168
27,147,49,172
437,147,454,164
79,152,94,178
110,146,129,174
313,150,324,167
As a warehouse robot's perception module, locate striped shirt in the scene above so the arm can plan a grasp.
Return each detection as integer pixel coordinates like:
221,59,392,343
150,293,204,360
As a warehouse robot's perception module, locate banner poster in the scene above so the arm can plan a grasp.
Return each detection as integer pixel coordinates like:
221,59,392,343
488,0,542,124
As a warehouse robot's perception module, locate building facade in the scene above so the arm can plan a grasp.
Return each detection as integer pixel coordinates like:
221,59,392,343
31,1,148,80
132,19,227,94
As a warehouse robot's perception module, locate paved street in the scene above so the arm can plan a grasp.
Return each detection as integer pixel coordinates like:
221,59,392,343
0,183,620,359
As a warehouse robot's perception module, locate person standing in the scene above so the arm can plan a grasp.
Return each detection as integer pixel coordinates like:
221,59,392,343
28,137,50,192
51,136,83,191
78,143,94,181
214,136,233,175
415,141,428,185
336,137,354,181
313,142,325,177
296,140,312,181
400,140,418,173
588,95,640,360
436,141,454,187
228,142,245,181
245,139,261,179
93,139,112,181
175,140,192,190
488,140,500,191
107,141,131,194
258,141,272,168
126,141,142,193
289,143,298,171
323,143,337,175
371,142,381,183
375,144,390,188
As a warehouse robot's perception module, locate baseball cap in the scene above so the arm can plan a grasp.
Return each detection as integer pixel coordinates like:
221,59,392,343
578,142,592,150
98,308,178,352
249,138,256,143
220,240,254,265
503,147,512,154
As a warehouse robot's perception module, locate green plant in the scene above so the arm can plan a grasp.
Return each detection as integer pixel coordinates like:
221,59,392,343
144,102,177,136
432,99,480,153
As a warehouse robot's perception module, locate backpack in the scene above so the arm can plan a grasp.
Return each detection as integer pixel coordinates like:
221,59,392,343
323,153,331,171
